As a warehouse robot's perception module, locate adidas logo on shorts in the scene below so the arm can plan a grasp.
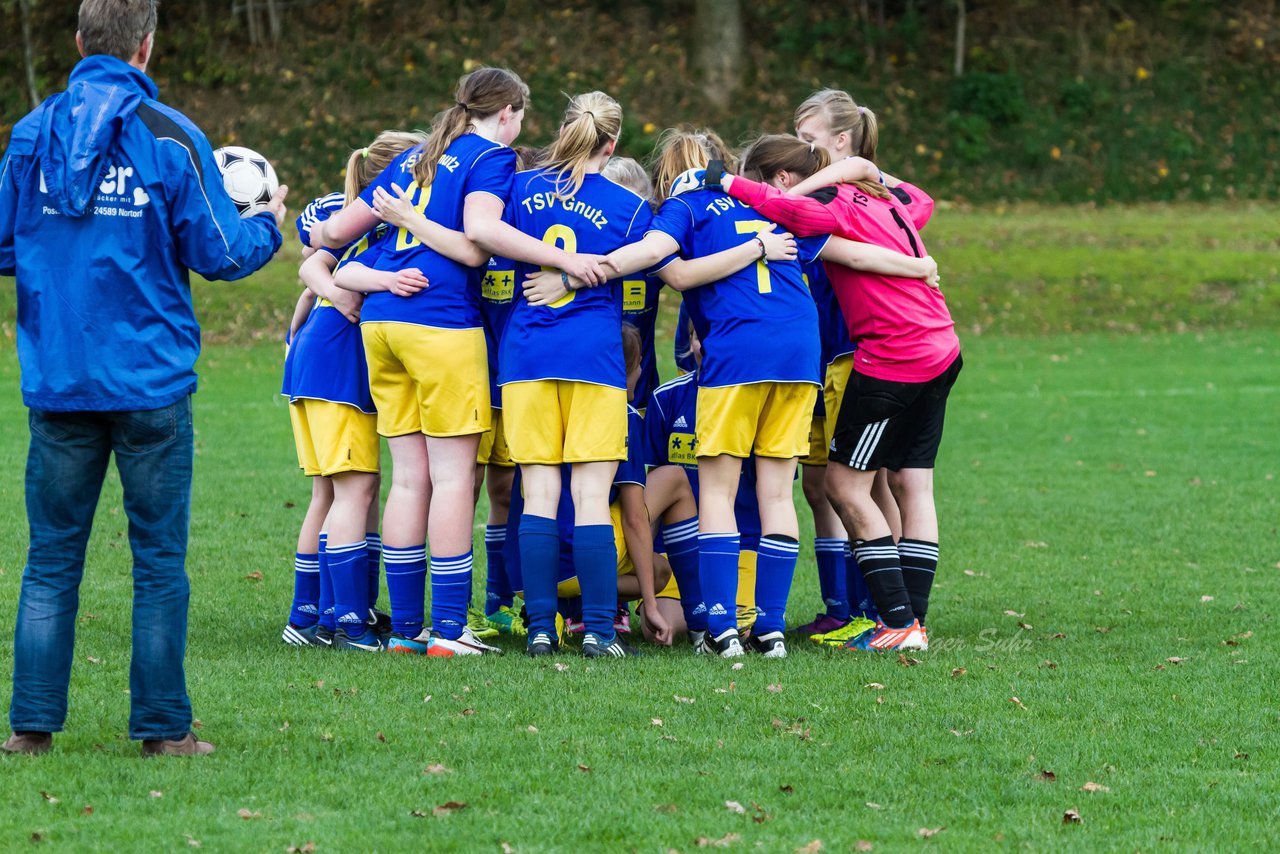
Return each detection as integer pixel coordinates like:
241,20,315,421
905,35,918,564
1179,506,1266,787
673,415,688,428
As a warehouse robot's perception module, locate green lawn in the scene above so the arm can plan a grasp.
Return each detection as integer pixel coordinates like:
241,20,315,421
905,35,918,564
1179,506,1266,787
0,206,1277,851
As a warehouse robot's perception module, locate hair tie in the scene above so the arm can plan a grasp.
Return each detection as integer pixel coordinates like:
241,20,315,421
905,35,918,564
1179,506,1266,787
360,148,370,158
456,101,469,111
858,106,867,116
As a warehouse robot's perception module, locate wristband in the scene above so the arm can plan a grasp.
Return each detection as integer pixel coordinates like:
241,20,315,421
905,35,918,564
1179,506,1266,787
753,236,767,262
561,270,574,291
704,159,727,190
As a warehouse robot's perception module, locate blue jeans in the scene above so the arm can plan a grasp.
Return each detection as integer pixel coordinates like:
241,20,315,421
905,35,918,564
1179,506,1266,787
9,398,195,741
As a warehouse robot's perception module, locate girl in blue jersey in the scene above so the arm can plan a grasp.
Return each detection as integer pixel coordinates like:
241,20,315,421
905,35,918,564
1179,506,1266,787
316,68,610,658
282,132,423,651
500,91,662,658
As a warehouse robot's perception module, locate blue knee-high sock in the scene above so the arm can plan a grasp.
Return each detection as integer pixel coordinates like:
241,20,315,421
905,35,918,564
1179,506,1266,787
661,518,706,631
754,535,801,635
699,532,741,638
519,515,560,639
575,524,618,641
318,532,336,632
328,541,370,635
484,524,513,614
289,552,320,627
846,541,878,622
383,544,427,638
815,537,850,621
365,532,382,612
430,552,473,641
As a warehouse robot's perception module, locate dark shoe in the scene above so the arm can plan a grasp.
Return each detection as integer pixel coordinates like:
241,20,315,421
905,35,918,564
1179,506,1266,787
2,732,52,755
141,733,215,757
526,631,558,657
581,632,640,658
746,630,788,658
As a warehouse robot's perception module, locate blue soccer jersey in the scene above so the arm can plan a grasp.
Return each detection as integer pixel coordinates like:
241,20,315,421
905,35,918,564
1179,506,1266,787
357,134,515,329
672,299,697,375
648,190,824,389
500,171,653,389
802,258,856,417
620,272,664,405
643,371,762,549
287,232,385,413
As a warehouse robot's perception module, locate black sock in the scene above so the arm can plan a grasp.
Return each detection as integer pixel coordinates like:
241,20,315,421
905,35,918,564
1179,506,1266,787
853,536,915,629
898,538,939,625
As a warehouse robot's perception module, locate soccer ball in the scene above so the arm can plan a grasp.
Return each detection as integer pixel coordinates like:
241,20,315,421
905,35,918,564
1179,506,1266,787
213,146,279,218
668,167,707,198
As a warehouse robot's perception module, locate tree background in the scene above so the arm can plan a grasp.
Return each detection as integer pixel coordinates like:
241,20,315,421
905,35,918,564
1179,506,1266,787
2,0,1277,204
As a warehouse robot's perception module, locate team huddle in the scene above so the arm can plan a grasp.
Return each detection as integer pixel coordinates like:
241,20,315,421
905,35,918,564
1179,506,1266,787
279,67,962,660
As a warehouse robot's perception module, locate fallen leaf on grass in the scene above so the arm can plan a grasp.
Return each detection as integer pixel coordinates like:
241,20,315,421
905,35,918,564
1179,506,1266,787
876,696,885,705
1095,626,1112,634
245,571,264,582
724,800,746,814
500,843,516,854
423,764,451,775
432,802,468,817
286,844,316,854
423,695,432,703
237,809,261,820
917,827,945,838
962,569,987,577
186,838,200,848
40,791,58,804
85,656,101,665
779,785,794,794
577,764,591,773
1009,697,1028,711
655,804,678,813
1200,595,1214,603
951,668,967,678
1017,621,1033,631
375,732,386,743
526,725,539,733
674,695,696,704
751,802,771,824
855,842,873,852
1234,752,1249,760
795,840,822,853
897,654,922,667
949,728,973,737
458,708,476,717
651,718,664,727
864,682,885,690
696,833,741,848
1166,657,1187,665
731,662,744,671
80,806,93,816
1063,808,1083,824
1081,782,1110,793
1004,610,1024,617
1041,660,1057,670
1035,770,1057,782
554,662,570,672
766,684,783,693
149,791,162,799
320,732,334,742
865,802,882,810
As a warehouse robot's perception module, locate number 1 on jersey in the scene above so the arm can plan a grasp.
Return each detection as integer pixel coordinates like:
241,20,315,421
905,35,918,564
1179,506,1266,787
735,220,773,294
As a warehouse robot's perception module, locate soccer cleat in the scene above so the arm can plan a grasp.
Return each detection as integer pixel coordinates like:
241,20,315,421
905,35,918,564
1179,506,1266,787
385,631,432,655
367,609,393,644
332,626,385,652
697,628,745,658
484,605,527,637
614,605,632,635
689,629,709,653
813,616,879,647
843,619,928,652
426,626,505,657
467,607,499,640
793,613,849,638
581,632,640,658
282,622,331,648
747,630,787,658
526,631,558,657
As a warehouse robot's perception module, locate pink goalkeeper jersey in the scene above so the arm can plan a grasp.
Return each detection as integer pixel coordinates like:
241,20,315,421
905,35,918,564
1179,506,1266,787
726,177,960,384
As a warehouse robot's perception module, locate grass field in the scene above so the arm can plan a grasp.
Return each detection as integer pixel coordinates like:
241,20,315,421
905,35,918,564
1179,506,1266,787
0,206,1277,851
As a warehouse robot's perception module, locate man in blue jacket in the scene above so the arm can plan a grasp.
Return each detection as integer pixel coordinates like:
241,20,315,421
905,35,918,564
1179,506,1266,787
0,0,285,757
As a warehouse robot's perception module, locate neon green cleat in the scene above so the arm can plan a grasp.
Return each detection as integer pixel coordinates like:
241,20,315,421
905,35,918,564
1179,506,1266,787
484,604,527,637
467,607,499,640
812,616,878,647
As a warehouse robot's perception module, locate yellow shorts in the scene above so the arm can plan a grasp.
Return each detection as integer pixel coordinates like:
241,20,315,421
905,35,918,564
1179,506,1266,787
503,380,628,465
553,502,633,597
800,416,828,467
361,322,490,438
289,398,379,477
655,549,758,624
696,382,818,459
823,353,855,453
476,408,514,467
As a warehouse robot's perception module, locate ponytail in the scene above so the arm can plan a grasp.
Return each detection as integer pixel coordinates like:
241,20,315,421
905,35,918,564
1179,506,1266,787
740,134,831,184
651,126,737,202
344,130,428,206
794,88,880,161
541,91,622,199
414,66,530,188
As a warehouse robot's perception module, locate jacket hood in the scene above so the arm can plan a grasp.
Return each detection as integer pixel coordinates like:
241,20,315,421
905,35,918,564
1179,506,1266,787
37,55,159,217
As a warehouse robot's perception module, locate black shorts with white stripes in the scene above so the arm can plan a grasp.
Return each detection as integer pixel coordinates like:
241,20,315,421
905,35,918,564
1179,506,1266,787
829,354,962,471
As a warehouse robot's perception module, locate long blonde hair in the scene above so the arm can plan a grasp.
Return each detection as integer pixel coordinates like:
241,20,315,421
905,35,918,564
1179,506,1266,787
343,131,427,205
794,89,879,162
541,91,622,199
414,66,530,188
651,126,737,203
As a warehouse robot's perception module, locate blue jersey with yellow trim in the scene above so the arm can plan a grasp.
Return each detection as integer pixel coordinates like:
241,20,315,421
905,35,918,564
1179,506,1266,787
649,191,824,389
480,204,518,407
505,406,647,584
358,134,515,329
500,171,652,389
286,232,384,413
672,299,697,374
621,272,664,405
803,258,855,417
642,371,762,549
